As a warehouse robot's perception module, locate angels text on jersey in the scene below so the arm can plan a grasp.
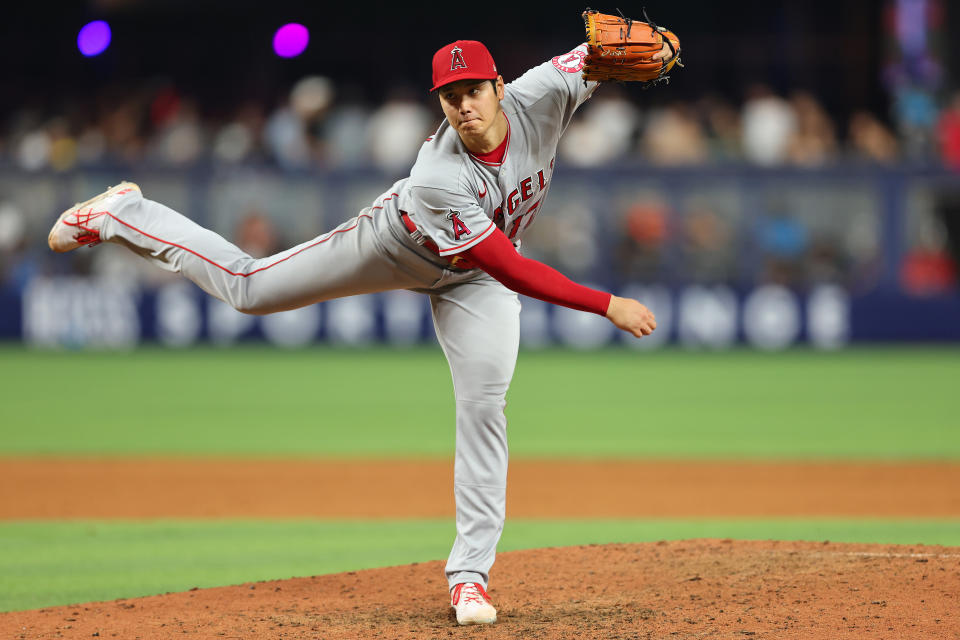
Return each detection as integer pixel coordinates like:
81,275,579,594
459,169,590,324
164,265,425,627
489,163,553,241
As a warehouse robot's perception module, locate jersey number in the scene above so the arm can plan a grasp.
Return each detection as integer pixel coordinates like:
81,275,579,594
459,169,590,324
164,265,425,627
507,197,542,240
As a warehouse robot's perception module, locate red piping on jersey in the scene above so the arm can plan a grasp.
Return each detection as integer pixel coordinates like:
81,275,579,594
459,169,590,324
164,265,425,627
468,113,511,166
105,213,373,278
437,220,496,254
370,193,399,211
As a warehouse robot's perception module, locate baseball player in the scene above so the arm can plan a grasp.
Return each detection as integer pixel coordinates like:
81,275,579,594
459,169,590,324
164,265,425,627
49,13,678,625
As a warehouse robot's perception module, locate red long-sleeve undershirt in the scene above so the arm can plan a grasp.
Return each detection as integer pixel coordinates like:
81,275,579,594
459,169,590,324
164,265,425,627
462,228,612,316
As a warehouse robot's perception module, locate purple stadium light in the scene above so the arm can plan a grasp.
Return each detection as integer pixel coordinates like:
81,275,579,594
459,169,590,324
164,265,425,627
273,23,309,58
77,20,112,57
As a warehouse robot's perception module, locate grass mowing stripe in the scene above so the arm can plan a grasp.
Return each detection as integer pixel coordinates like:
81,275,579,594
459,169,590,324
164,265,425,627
2,518,958,612
1,346,957,459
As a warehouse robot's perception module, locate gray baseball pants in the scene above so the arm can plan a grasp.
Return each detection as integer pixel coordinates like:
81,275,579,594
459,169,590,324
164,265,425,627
99,190,518,590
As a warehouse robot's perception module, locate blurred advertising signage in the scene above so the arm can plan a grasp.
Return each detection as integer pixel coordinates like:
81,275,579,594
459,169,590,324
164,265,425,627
21,278,849,350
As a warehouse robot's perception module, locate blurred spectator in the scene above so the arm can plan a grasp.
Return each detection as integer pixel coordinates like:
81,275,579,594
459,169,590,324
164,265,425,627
212,102,266,164
805,236,845,284
264,101,312,170
680,204,735,283
900,191,959,295
901,249,957,295
615,200,669,280
558,89,639,166
848,110,900,163
741,85,796,166
152,98,204,166
0,202,41,291
641,103,709,166
892,85,938,160
100,95,148,163
521,201,599,277
365,88,433,173
697,95,742,160
842,207,882,291
291,76,335,120
47,118,78,171
291,75,335,165
16,127,51,171
756,201,808,285
0,203,26,253
234,211,281,259
786,91,837,167
323,86,372,168
937,91,960,170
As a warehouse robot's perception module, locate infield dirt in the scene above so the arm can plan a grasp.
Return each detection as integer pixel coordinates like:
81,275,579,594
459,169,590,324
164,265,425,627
2,540,958,639
2,458,959,638
3,458,959,518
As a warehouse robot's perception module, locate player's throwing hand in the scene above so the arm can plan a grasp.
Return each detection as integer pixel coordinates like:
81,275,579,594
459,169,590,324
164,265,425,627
605,296,657,338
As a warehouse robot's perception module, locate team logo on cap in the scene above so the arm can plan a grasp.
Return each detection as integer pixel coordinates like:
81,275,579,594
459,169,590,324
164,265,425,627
450,46,468,71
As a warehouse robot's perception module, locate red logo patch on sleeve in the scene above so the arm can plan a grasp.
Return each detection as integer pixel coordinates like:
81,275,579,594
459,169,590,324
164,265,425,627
552,48,586,73
447,211,472,241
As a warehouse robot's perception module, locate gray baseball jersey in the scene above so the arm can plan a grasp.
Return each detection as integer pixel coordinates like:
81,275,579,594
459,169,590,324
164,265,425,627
92,44,598,593
397,44,597,259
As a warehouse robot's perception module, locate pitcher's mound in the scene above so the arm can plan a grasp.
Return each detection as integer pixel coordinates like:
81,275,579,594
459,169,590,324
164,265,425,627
3,539,958,639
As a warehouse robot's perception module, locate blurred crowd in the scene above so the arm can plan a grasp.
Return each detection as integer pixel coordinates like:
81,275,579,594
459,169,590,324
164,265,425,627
4,75,960,172
1,75,958,299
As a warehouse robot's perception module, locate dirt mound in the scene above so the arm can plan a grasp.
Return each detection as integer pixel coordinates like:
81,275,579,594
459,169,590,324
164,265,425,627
3,539,958,639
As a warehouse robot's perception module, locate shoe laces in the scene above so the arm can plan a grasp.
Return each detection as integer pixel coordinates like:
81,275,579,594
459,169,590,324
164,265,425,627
65,207,107,247
453,582,490,606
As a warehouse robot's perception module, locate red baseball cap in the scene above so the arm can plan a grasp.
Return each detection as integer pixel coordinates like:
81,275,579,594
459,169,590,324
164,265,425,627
431,40,499,92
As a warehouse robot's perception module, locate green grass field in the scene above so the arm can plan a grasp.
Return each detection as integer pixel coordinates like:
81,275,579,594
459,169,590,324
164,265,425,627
3,519,958,613
1,345,958,612
2,345,957,458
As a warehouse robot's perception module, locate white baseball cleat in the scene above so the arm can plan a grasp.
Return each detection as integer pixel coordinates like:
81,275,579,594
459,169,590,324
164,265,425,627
450,582,497,625
48,182,141,253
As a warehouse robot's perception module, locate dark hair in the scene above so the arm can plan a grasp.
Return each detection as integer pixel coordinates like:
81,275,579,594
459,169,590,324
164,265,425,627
435,78,499,94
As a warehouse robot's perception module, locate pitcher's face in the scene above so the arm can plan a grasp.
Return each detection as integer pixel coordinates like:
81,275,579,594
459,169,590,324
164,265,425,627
438,77,505,139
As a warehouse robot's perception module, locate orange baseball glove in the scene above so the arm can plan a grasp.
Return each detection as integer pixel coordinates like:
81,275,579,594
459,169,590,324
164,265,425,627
582,8,682,86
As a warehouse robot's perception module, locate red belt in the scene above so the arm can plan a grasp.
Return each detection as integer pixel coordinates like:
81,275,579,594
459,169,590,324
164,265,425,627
400,211,476,271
